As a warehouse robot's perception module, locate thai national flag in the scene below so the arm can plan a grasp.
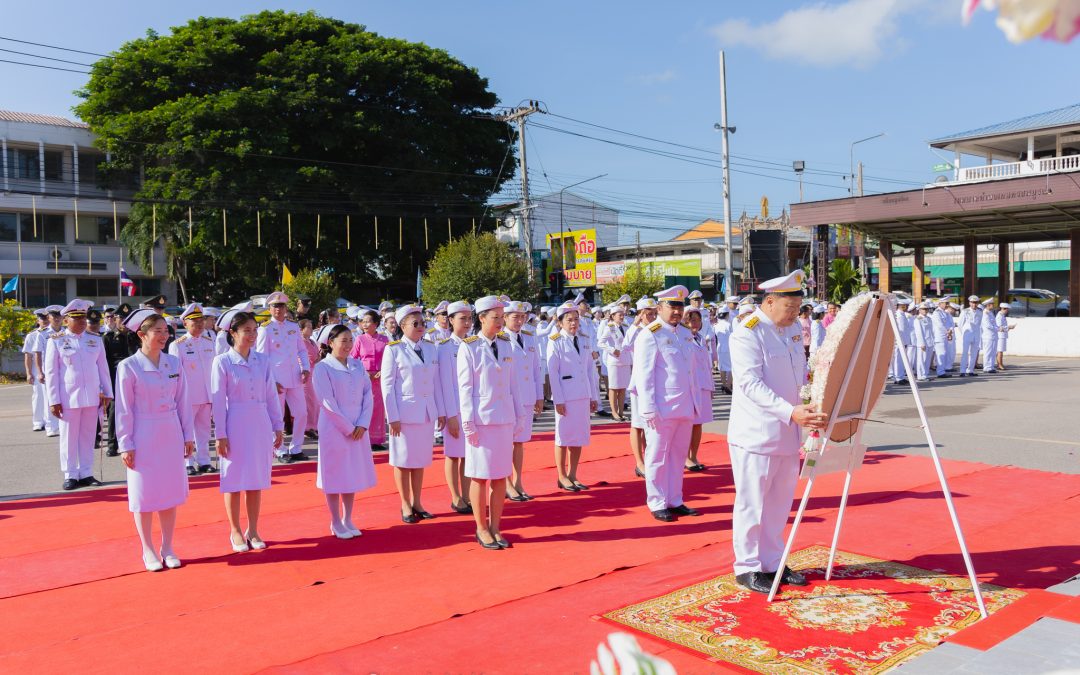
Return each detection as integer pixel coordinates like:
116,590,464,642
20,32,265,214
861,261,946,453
119,267,136,297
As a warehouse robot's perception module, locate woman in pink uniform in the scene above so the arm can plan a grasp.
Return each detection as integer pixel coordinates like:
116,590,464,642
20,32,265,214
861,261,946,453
350,310,388,450
115,309,194,572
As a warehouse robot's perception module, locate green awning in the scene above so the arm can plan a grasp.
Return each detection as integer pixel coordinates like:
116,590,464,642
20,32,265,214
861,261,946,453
870,260,1069,276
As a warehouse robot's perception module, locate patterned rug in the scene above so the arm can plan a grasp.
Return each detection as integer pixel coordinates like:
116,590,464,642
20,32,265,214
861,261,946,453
601,546,1024,674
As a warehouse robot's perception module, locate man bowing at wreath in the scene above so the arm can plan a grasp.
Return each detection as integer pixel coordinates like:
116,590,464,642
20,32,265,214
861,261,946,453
728,269,827,594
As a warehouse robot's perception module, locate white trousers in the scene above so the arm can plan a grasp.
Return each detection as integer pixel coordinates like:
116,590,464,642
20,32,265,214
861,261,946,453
981,336,998,372
934,341,948,376
945,338,956,370
916,346,931,380
892,346,909,381
187,403,213,467
959,332,979,374
643,417,691,512
31,380,46,429
278,385,308,455
59,405,99,480
730,449,800,576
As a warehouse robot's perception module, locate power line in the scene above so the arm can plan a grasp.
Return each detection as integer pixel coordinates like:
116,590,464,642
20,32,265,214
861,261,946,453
0,47,94,68
0,57,89,75
0,35,110,58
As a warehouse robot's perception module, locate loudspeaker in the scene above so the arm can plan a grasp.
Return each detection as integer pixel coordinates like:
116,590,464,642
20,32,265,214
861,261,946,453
747,230,784,281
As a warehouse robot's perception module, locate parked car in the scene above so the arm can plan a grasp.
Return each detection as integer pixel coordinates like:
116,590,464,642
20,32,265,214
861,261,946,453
1002,288,1069,317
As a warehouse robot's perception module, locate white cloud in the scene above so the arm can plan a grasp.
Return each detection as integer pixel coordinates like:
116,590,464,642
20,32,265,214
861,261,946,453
633,69,678,85
710,0,922,69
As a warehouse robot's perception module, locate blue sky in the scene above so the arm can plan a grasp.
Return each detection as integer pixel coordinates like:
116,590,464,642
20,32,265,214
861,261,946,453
1,0,1073,242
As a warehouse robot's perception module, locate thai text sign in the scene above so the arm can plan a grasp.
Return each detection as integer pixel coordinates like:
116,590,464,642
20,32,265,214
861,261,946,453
546,228,597,287
596,258,702,285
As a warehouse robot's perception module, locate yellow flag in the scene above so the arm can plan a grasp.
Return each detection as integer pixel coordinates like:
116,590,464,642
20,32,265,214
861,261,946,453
281,264,294,285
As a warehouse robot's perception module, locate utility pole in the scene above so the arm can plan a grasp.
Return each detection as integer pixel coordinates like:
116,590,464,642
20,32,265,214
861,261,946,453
496,101,544,282
717,52,736,299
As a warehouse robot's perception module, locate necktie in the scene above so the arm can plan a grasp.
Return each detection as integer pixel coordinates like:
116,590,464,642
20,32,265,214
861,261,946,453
491,340,498,359
516,334,524,348
414,347,424,363
573,336,580,353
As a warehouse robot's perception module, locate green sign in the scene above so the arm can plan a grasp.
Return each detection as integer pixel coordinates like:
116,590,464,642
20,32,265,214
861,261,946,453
932,163,953,172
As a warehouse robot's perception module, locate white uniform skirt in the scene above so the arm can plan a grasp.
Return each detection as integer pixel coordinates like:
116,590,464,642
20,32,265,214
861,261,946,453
465,423,513,479
717,350,732,372
514,407,534,443
389,421,434,469
442,425,466,459
126,412,188,512
606,363,632,389
555,398,592,447
316,419,377,494
220,401,275,493
695,388,715,425
630,392,644,429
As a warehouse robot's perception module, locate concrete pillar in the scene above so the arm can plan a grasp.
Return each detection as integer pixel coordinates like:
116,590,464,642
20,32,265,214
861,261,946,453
878,238,892,292
963,236,977,301
1071,230,1080,317
815,224,830,301
997,243,1010,306
1027,135,1035,161
913,246,925,304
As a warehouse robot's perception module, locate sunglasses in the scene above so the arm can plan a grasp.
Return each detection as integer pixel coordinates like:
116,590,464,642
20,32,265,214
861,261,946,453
270,303,287,308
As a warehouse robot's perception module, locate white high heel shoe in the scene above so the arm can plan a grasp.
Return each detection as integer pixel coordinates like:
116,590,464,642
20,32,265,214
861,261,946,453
245,532,267,550
161,551,182,569
343,521,362,537
330,524,354,540
229,535,250,553
143,553,164,572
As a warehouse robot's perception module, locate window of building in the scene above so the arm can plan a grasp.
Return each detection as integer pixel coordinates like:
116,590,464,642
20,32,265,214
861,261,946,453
24,278,67,308
44,150,64,181
76,278,116,297
0,212,16,242
75,215,120,245
78,153,105,187
6,147,39,181
20,213,66,244
136,278,162,297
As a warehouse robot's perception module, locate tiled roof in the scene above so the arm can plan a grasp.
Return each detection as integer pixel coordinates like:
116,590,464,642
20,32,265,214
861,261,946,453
675,219,741,241
930,103,1080,145
0,110,88,129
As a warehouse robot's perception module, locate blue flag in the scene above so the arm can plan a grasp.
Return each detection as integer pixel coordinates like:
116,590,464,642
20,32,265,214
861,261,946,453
416,268,422,301
2,275,17,293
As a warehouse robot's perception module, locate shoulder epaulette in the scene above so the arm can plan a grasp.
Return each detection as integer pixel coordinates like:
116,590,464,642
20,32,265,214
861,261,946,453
608,321,617,327
439,337,452,345
463,335,480,343
648,323,662,333
744,316,760,329
50,333,63,339
88,331,101,336
496,332,510,341
550,333,562,341
387,340,402,346
175,334,190,342
426,327,435,333
522,329,533,336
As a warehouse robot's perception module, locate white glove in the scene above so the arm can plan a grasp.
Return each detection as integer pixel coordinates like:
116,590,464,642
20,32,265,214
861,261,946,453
642,412,658,430
462,420,479,446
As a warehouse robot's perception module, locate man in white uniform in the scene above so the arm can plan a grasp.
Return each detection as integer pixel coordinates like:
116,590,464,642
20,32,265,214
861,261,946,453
930,297,955,377
23,309,49,431
957,295,982,377
633,285,702,522
728,270,826,593
169,303,218,474
256,291,311,462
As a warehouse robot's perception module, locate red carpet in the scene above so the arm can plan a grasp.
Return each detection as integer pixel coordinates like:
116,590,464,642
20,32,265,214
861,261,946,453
600,545,1023,673
1,428,1079,673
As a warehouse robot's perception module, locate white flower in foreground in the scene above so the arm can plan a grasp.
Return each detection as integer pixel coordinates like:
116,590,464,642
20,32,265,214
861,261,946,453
590,633,676,675
963,0,1080,43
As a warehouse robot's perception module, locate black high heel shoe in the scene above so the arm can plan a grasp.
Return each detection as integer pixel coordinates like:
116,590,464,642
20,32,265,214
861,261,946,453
476,531,501,550
451,502,473,514
507,490,529,502
556,480,580,492
634,467,646,479
401,512,419,524
493,532,512,549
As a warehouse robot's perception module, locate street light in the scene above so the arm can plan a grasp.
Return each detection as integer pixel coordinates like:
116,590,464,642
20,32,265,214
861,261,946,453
850,132,885,195
558,173,607,299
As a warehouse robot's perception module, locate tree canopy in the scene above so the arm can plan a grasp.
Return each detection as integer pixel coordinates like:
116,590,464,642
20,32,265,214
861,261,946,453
422,233,534,305
600,264,665,305
75,10,513,304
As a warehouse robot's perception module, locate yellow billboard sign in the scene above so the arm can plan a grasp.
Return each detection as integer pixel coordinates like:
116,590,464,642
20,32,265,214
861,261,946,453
546,228,597,287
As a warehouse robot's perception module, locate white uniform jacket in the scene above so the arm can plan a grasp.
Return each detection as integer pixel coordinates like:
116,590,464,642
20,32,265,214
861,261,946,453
503,328,543,406
598,321,632,368
256,318,311,389
914,315,933,349
727,310,806,455
437,335,466,419
44,329,114,408
168,332,216,405
631,320,698,421
958,307,981,336
546,330,600,405
380,336,443,425
456,333,521,426
931,310,954,343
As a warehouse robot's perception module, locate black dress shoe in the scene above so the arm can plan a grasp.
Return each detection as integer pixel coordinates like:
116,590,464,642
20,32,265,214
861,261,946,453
686,463,706,472
556,480,580,492
80,476,103,487
572,481,589,491
277,454,294,464
939,373,952,378
401,512,419,524
735,572,773,594
476,532,501,550
290,452,307,462
371,443,387,451
651,509,677,522
595,410,612,418
413,509,435,520
520,491,535,501
670,504,701,517
493,533,512,549
778,566,809,586
634,467,646,479
105,448,120,457
187,466,199,477
62,478,79,491
451,502,473,514
199,464,217,474
507,492,529,502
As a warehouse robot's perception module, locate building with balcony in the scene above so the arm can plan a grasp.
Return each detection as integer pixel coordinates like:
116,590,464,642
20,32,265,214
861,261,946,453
0,110,171,308
792,103,1080,314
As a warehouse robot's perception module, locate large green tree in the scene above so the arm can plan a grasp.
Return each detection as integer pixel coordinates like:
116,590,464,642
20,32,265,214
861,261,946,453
422,233,534,305
75,10,513,304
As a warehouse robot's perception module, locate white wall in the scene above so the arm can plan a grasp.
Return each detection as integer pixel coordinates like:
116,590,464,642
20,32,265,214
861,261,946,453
1004,318,1080,357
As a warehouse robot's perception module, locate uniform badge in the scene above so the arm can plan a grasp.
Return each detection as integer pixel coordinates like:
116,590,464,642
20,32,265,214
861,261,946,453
744,316,760,329
793,335,802,342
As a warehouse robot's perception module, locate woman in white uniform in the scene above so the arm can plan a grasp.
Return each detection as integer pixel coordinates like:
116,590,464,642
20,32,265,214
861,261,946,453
598,307,631,422
456,296,521,549
211,312,285,552
714,305,733,393
437,301,474,514
312,325,377,539
547,302,600,492
502,301,544,502
115,309,195,571
996,302,1013,370
381,304,444,523
682,307,714,472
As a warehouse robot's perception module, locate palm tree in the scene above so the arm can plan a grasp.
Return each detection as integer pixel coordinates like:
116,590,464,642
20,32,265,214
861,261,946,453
828,258,865,304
